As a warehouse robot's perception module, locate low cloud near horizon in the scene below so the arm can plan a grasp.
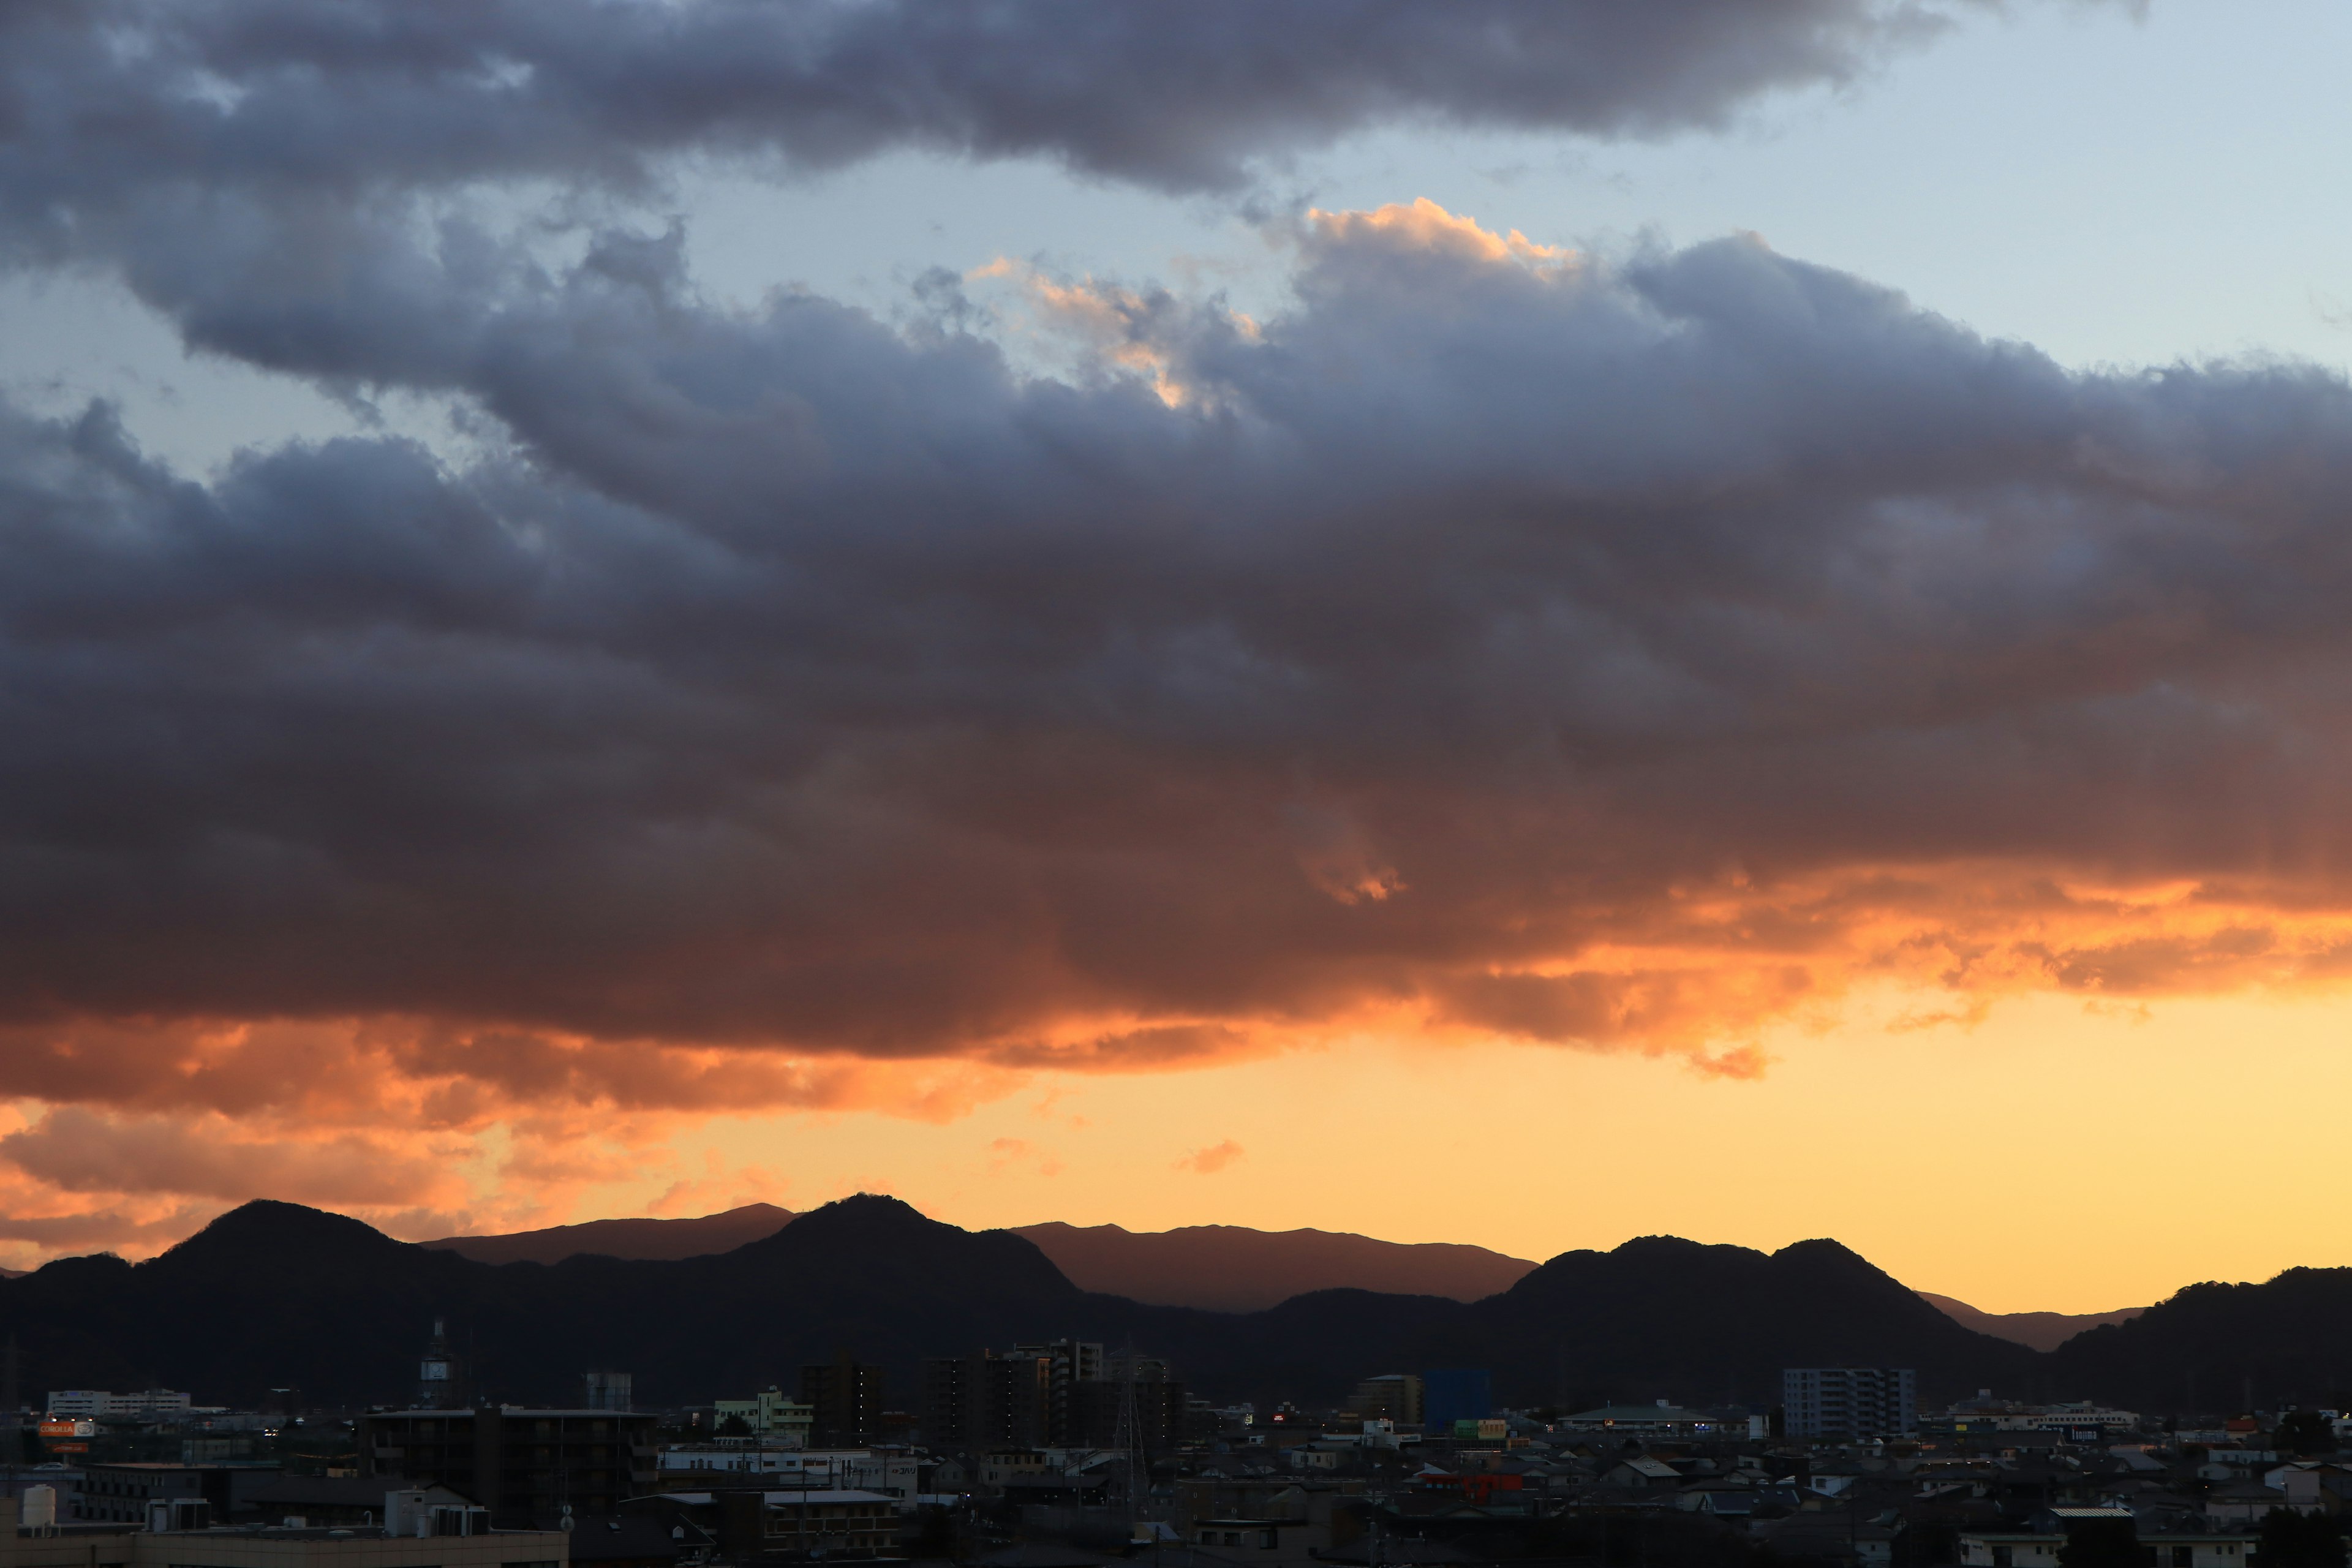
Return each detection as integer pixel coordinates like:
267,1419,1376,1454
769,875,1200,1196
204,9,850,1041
6,0,2343,1256
1175,1142,1248,1177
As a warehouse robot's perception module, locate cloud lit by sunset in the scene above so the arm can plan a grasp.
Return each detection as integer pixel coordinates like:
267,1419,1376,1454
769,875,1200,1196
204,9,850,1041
1,0,2349,1321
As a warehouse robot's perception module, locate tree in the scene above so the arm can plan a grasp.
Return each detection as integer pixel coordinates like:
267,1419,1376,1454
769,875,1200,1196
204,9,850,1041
2277,1409,2340,1457
2057,1520,2141,1568
2256,1508,2348,1568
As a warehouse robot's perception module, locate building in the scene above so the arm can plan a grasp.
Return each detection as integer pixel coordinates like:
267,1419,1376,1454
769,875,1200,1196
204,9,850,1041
357,1407,659,1528
416,1321,466,1410
656,1450,912,1504
922,1352,1051,1451
72,1463,279,1525
924,1340,1183,1452
233,1476,474,1529
1927,1396,2143,1441
0,1493,569,1568
45,1392,193,1421
1420,1370,1490,1431
799,1356,884,1449
1344,1376,1422,1427
1782,1368,1917,1441
579,1374,631,1414
1068,1353,1186,1451
1008,1342,1102,1447
1960,1527,2253,1568
652,1489,895,1559
709,1389,812,1444
1554,1402,1726,1437
976,1450,1055,1498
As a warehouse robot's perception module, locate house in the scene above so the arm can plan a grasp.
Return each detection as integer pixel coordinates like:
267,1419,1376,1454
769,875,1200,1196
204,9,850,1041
2139,1538,2258,1568
972,1547,1114,1568
2202,1483,2287,1529
2263,1461,2352,1515
1675,1487,1757,1521
1959,1532,2064,1567
1600,1457,1680,1490
565,1514,695,1568
1759,1515,1899,1566
1186,1517,1323,1566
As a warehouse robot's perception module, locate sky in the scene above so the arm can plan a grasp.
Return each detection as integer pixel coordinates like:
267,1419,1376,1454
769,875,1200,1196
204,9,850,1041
2,0,2351,1316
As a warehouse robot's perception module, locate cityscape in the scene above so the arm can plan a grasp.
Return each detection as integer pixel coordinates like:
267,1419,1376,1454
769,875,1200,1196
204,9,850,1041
0,1199,2347,1567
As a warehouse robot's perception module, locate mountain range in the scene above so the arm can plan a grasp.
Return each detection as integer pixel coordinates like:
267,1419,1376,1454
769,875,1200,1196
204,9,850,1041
6,1194,2339,1416
426,1210,1539,1311
426,1208,2138,1349
425,1204,800,1266
1912,1292,2145,1354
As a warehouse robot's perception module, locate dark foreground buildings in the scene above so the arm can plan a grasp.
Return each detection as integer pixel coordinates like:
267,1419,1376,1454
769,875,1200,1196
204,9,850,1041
357,1406,659,1528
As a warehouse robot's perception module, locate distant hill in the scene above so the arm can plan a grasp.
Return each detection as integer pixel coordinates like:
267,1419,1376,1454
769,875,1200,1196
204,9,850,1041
398,1204,2163,1363
423,1203,796,1264
423,1208,1536,1310
2050,1266,2352,1412
1915,1292,2144,1352
1009,1221,1537,1311
0,1199,2038,1411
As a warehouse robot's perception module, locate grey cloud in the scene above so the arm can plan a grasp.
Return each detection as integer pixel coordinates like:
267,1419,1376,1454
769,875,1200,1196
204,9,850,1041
6,211,2352,1076
0,0,2000,235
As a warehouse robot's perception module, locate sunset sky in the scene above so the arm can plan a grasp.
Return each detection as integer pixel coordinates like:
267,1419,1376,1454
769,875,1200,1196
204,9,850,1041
3,0,2352,1316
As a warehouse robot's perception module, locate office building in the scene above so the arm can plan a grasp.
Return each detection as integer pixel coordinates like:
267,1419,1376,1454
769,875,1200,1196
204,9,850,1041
1421,1370,1491,1430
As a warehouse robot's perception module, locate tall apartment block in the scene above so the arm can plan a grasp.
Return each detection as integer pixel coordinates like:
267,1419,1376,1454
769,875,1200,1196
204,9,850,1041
1781,1367,1917,1441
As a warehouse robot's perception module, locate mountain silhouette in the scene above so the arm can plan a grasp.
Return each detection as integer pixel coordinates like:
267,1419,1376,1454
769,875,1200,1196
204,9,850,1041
2049,1266,2352,1412
1915,1292,2144,1353
1011,1221,1536,1310
424,1203,798,1265
423,1207,1537,1310
0,1197,2060,1411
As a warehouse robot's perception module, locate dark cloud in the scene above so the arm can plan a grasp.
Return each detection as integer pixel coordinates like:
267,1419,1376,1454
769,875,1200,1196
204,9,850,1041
0,0,1999,230
0,1204,217,1252
4,198,2352,1096
0,1108,441,1205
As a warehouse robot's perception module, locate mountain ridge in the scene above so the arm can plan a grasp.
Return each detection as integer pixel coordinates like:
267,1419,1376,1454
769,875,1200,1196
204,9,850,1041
1915,1291,2146,1353
424,1202,798,1265
0,1196,2046,1411
415,1207,2148,1341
